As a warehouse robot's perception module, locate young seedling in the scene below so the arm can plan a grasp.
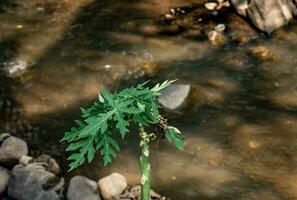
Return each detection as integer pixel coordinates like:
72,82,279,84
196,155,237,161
61,80,184,200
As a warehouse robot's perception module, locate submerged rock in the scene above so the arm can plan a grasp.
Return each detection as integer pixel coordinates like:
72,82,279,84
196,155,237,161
207,30,228,45
98,173,127,200
0,167,10,195
0,134,28,167
230,0,297,33
248,46,277,62
8,163,64,200
2,58,30,75
158,84,191,110
67,176,101,200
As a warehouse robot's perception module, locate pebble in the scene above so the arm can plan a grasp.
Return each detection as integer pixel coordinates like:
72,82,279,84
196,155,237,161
215,24,226,32
205,2,218,11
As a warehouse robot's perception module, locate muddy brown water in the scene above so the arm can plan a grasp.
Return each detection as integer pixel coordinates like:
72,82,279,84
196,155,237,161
1,0,297,199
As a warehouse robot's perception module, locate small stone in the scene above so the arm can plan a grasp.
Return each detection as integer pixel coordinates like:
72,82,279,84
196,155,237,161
16,25,23,29
205,2,218,10
249,141,260,149
158,84,191,110
164,14,174,20
37,154,61,175
208,31,227,45
0,135,28,168
4,58,29,74
248,46,277,61
0,167,10,195
215,24,226,32
19,155,34,166
67,176,101,200
98,173,127,200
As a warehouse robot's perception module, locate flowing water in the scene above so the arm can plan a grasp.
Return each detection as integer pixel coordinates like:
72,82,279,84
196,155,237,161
1,0,297,199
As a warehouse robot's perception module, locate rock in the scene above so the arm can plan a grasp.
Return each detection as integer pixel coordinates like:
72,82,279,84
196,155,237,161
205,2,218,11
116,185,167,200
3,58,30,75
208,30,228,45
19,155,34,166
248,46,277,62
230,0,297,33
7,163,64,200
0,167,10,195
98,173,127,200
215,24,226,32
36,154,61,175
0,135,28,167
158,84,191,110
67,176,101,200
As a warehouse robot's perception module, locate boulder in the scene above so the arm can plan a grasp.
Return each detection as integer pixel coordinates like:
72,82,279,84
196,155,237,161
230,0,297,33
98,173,127,200
0,134,28,167
0,167,10,195
158,84,191,110
7,163,64,200
67,176,101,200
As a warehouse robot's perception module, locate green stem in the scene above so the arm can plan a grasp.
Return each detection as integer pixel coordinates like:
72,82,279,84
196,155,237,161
139,125,151,200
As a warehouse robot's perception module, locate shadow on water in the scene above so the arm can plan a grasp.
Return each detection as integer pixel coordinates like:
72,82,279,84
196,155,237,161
2,0,297,199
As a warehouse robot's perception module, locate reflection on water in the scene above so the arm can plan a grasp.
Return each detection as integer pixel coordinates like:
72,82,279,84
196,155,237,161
1,0,297,199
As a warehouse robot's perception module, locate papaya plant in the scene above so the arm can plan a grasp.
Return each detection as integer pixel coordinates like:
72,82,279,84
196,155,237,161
61,80,184,200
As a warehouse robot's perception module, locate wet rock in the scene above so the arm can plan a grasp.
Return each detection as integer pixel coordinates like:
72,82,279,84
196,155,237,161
36,154,61,175
67,176,101,200
116,185,167,200
0,167,10,195
215,24,226,32
158,84,191,110
208,30,227,45
98,173,127,200
0,135,28,167
3,58,30,75
230,0,297,33
8,163,64,200
248,46,277,62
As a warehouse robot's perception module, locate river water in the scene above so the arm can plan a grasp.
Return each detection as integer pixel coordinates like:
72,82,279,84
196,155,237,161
1,0,297,199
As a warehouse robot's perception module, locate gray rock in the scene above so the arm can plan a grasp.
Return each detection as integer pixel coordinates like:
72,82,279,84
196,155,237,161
8,163,64,200
36,154,61,175
158,84,191,110
0,167,10,195
230,0,297,33
67,176,101,200
98,173,127,200
0,135,28,167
